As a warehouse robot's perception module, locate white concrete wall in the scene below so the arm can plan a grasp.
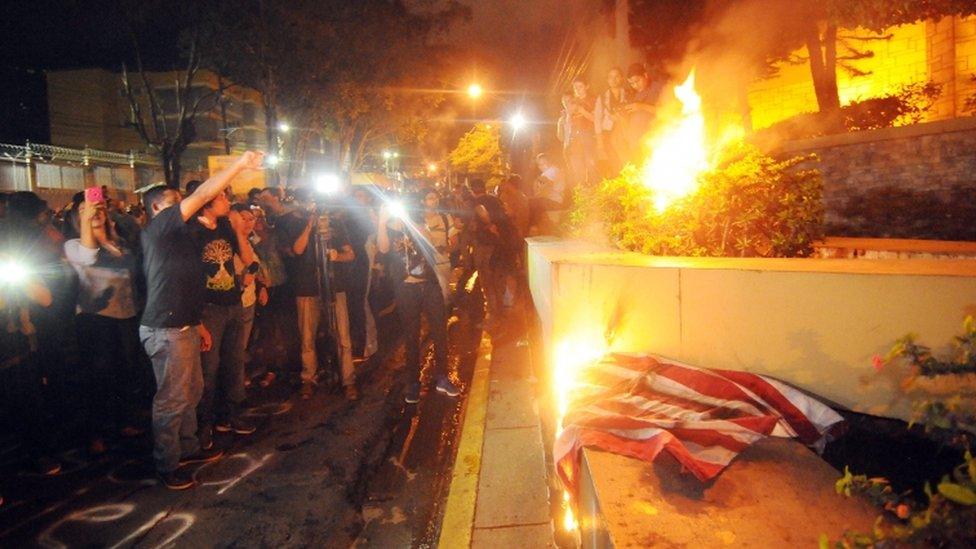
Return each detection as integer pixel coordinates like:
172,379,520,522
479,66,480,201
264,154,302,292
528,238,976,420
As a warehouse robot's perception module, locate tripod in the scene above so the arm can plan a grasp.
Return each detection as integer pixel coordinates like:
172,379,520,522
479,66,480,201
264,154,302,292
312,210,343,390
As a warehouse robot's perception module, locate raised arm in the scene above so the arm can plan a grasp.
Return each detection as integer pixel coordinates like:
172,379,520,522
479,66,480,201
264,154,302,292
180,151,264,222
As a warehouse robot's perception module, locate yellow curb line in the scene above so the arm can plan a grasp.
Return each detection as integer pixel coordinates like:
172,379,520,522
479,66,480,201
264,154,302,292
438,337,493,548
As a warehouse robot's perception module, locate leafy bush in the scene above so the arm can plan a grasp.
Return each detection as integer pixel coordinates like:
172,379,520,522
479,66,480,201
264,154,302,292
843,81,943,131
828,185,976,242
827,318,976,548
570,144,825,257
755,81,942,143
964,74,976,116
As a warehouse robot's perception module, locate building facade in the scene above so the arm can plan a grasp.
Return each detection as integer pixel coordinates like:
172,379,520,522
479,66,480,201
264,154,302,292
46,68,267,173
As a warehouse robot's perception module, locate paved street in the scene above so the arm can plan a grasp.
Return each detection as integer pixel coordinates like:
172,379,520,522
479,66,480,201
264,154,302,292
0,304,483,548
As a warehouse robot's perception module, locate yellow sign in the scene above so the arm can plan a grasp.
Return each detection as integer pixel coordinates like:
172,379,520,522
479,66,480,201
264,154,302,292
208,155,266,197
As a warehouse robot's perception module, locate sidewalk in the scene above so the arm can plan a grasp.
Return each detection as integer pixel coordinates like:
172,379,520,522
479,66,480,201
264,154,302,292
438,333,555,547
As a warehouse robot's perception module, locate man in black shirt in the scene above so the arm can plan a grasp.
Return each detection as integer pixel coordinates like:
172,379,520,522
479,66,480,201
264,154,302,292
377,194,460,404
272,189,323,399
185,180,258,447
139,151,262,490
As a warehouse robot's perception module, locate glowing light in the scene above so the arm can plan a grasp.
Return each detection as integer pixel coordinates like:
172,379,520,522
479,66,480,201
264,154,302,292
553,334,607,435
427,162,438,173
387,200,407,220
265,154,280,168
315,173,341,195
639,69,708,212
467,83,483,99
382,150,393,160
277,122,291,133
465,270,479,293
509,112,527,132
562,491,578,531
0,260,30,284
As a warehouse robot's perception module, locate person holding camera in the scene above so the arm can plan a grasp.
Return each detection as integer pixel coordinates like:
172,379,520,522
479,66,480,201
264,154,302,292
64,190,144,455
274,188,326,400
377,194,461,404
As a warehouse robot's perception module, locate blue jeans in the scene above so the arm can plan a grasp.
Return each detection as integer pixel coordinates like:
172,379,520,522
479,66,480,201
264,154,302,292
140,325,203,473
198,302,245,446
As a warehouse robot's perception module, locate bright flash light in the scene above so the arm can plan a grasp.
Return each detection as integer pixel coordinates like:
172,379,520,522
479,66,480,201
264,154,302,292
277,122,291,133
382,151,393,160
265,154,280,168
467,83,483,99
427,163,438,173
315,173,341,195
387,200,407,220
509,112,527,132
0,260,29,284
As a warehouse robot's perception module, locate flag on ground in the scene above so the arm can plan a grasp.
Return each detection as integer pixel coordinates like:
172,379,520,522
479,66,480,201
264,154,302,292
554,353,844,496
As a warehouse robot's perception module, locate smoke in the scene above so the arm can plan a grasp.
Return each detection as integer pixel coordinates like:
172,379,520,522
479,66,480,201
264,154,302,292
680,0,815,135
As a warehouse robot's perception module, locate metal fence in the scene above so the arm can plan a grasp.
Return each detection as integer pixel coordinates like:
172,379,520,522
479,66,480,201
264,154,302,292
0,142,167,194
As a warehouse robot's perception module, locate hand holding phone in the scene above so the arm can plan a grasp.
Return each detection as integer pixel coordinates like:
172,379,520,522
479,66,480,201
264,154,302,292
84,187,104,204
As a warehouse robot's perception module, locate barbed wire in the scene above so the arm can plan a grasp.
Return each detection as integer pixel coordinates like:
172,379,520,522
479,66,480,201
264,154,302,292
0,142,157,167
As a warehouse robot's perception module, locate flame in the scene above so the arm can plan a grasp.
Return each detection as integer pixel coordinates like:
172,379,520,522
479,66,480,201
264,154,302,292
639,70,707,212
562,490,578,531
553,333,606,437
638,69,743,213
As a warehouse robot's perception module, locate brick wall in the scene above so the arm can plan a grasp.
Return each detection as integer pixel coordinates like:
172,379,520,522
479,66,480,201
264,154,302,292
778,117,976,220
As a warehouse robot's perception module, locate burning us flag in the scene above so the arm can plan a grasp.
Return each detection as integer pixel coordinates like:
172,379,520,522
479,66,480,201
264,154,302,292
554,353,844,496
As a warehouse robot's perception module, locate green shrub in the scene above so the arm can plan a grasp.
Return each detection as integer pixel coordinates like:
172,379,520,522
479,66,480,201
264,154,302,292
571,144,825,257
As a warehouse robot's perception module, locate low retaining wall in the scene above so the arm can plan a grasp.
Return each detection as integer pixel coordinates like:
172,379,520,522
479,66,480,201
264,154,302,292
528,238,976,421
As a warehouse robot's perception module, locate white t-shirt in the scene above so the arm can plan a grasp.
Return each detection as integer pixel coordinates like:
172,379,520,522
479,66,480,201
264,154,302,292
64,238,138,319
538,166,566,203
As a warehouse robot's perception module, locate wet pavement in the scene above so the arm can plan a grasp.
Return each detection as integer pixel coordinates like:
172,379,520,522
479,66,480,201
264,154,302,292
0,298,484,547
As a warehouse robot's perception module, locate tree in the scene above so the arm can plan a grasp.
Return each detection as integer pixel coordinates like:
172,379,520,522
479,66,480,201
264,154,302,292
783,1,976,119
118,0,215,187
197,0,468,180
448,123,502,175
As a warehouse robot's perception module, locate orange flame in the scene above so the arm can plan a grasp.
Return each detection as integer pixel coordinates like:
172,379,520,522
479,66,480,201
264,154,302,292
638,69,743,212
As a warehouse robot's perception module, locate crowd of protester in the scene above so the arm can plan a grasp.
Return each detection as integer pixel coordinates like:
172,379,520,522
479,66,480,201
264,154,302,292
558,62,663,188
0,148,559,495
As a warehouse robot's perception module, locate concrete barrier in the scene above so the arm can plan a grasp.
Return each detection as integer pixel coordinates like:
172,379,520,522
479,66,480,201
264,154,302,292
527,238,976,421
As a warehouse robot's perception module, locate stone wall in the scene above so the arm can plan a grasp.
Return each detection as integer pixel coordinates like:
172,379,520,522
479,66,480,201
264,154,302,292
746,15,976,130
778,116,976,220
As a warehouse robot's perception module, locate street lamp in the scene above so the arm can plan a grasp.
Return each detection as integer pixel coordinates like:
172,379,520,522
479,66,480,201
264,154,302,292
467,83,483,100
265,154,280,168
382,150,393,160
278,122,291,134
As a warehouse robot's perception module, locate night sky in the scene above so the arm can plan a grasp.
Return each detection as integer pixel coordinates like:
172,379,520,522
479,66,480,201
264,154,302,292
0,0,588,144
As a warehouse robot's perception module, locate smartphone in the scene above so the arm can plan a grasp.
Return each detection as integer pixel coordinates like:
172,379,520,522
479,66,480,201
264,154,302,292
84,186,104,203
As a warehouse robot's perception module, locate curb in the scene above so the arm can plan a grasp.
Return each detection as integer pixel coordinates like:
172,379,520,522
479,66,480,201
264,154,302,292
437,337,493,548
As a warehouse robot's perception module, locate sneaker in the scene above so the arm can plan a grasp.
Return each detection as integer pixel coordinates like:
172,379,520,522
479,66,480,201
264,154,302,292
158,469,195,490
300,381,314,400
88,438,108,456
215,418,256,435
179,447,224,466
344,385,360,401
435,377,461,397
259,372,277,388
34,456,62,476
404,382,421,404
119,425,146,438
